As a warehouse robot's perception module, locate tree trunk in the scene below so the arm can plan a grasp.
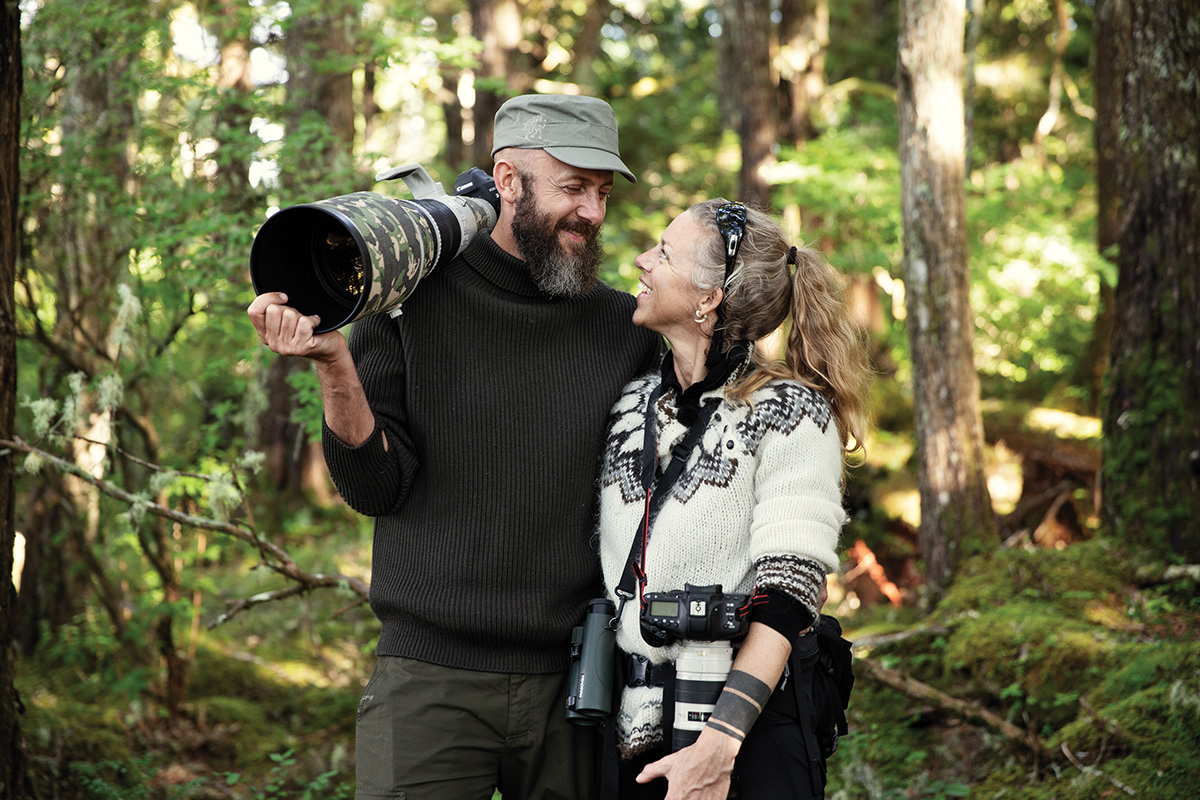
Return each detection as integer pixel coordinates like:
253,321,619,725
282,0,359,181
470,0,519,167
572,0,611,89
1,0,31,793
727,0,776,207
777,0,828,144
1031,0,1071,156
898,0,996,599
963,0,984,172
263,0,361,496
206,0,258,209
1081,0,1123,417
1100,0,1200,560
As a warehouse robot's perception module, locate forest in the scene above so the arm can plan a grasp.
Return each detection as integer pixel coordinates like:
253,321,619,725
1,0,1198,798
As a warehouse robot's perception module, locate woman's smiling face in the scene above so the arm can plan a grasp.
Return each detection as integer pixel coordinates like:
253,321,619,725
632,210,711,338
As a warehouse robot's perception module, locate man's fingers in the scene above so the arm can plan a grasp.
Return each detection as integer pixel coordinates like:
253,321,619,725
247,291,288,318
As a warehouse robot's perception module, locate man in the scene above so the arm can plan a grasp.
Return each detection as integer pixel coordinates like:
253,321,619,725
248,94,661,800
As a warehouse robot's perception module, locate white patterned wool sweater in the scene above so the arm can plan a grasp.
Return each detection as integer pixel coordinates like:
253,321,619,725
598,359,846,756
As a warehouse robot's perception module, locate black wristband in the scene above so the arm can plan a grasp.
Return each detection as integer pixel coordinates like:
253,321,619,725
750,588,816,646
706,670,773,740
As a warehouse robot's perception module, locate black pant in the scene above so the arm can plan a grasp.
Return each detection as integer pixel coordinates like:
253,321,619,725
616,637,829,800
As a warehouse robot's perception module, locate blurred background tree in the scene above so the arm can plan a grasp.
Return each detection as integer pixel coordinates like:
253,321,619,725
4,0,1198,797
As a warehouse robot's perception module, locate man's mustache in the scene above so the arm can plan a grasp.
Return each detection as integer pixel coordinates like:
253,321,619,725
558,219,599,239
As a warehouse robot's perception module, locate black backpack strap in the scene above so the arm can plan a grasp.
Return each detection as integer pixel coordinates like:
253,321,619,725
613,390,721,614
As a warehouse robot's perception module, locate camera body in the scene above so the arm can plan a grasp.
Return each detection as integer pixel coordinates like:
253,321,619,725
640,584,750,648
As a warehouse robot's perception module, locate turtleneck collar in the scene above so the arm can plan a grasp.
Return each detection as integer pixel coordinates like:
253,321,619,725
460,232,547,297
659,340,751,426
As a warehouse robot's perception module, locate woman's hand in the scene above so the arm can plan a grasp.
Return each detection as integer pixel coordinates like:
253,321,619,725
636,727,739,800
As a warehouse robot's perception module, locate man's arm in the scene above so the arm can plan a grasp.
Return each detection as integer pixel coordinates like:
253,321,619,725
247,291,382,449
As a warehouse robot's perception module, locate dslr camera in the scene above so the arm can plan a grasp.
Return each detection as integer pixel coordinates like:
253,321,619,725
639,584,751,648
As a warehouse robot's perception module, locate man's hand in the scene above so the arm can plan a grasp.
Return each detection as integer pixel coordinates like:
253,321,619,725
247,291,377,447
636,728,738,800
247,292,347,363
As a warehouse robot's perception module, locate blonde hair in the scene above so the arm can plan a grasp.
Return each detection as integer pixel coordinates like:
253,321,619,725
688,200,871,456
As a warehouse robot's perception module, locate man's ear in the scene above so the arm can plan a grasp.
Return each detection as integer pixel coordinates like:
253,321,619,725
494,157,521,204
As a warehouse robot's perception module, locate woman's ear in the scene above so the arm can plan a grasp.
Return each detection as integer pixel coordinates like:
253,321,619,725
698,289,723,318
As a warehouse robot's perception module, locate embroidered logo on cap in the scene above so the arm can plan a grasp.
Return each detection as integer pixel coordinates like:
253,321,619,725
517,113,557,146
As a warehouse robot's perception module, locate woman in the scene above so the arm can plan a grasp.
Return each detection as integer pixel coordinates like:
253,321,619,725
597,200,869,799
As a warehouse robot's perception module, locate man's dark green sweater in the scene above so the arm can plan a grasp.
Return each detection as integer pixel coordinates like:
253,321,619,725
322,232,661,673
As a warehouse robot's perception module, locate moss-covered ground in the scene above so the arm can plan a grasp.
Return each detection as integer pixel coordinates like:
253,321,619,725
827,541,1200,799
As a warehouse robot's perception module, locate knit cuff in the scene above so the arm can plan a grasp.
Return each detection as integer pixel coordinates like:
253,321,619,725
321,418,414,516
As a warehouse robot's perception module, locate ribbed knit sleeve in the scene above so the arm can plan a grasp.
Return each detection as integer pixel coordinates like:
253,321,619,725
320,313,421,517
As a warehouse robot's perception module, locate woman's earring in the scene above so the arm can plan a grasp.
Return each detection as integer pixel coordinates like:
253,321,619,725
694,308,708,324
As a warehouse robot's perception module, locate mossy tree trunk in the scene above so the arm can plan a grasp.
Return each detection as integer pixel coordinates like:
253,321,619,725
898,0,997,600
1100,0,1200,560
1,0,30,794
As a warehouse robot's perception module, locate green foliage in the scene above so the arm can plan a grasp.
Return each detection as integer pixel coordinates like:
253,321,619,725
287,366,325,442
223,750,351,800
967,158,1106,407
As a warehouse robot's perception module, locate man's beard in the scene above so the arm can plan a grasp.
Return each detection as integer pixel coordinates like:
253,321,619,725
510,175,602,298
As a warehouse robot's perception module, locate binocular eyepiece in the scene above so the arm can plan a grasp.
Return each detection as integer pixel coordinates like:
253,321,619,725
249,165,500,333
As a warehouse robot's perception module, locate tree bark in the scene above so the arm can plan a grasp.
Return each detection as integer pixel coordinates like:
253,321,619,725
727,0,776,207
1081,0,1122,416
571,0,610,90
205,0,259,208
1031,0,1071,156
470,0,520,167
282,0,359,180
777,0,827,144
898,0,996,599
1,0,31,793
1101,0,1200,559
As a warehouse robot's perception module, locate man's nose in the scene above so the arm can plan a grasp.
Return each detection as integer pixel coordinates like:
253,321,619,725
577,190,606,226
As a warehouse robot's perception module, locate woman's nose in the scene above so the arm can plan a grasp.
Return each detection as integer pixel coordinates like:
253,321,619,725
634,247,653,273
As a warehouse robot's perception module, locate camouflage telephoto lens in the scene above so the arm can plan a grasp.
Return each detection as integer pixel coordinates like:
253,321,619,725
313,222,364,303
249,164,500,333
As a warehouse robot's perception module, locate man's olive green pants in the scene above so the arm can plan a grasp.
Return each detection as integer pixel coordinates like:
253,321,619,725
354,656,599,800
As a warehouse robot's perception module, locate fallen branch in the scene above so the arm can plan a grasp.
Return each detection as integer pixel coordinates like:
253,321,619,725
850,626,949,650
1135,563,1200,586
852,656,1049,759
1,435,369,624
1060,742,1136,795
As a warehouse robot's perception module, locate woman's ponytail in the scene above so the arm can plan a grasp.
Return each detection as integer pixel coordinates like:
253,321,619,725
686,200,871,456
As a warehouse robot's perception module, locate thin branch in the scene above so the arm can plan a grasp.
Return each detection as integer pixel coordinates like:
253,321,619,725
853,655,1049,758
1,436,370,619
1060,742,1136,795
1135,563,1200,586
851,625,950,650
75,434,209,481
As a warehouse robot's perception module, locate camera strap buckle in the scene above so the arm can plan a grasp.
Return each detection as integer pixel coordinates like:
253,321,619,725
625,653,666,688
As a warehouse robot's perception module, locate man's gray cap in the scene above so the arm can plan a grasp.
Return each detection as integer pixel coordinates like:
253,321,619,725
491,94,636,183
